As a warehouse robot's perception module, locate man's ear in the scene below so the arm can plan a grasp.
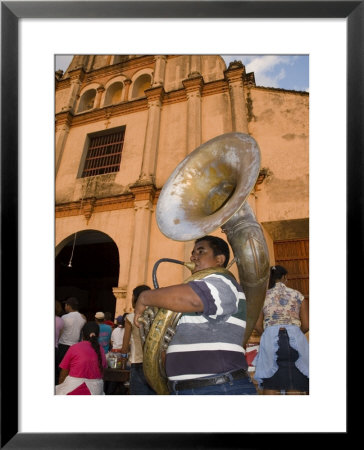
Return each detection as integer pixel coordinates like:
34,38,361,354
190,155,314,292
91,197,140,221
216,254,226,267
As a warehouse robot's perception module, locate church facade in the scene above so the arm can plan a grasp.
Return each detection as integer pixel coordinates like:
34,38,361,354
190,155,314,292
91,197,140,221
55,55,309,319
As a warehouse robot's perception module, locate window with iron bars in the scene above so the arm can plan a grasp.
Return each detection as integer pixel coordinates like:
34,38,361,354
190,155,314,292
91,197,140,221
81,129,125,177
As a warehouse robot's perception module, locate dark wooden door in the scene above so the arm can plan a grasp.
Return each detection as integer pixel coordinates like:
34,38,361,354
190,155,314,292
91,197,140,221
273,238,309,300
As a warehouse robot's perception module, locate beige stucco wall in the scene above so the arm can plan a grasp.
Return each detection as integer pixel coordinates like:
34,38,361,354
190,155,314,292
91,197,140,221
155,101,188,186
163,55,226,91
248,87,309,223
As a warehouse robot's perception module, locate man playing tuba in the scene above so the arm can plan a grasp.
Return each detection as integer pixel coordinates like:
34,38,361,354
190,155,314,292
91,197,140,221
134,235,257,395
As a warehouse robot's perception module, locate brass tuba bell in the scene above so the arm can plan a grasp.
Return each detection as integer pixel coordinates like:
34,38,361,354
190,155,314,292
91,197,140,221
157,132,262,241
142,132,270,394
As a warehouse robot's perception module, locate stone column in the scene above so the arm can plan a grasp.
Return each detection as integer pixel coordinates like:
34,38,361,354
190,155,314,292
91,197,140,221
94,86,105,108
225,62,249,133
122,79,132,102
112,286,129,317
138,86,164,184
189,55,202,77
182,74,203,263
126,185,156,307
182,74,203,155
62,70,84,113
55,112,72,175
152,55,167,87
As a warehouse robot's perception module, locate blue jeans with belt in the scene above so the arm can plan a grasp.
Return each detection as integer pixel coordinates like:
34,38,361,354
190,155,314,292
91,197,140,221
169,371,257,395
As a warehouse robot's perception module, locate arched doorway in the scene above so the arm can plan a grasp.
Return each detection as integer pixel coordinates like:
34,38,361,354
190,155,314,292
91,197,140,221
55,230,119,321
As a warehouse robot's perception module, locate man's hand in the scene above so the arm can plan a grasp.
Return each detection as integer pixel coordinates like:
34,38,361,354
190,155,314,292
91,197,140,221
134,297,147,328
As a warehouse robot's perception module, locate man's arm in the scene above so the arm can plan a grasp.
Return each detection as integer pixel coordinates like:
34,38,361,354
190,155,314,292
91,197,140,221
254,310,264,335
134,284,203,328
58,368,69,385
300,298,309,333
120,318,132,354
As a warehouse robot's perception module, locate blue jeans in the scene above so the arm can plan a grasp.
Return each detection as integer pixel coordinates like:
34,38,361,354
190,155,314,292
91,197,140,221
169,372,257,395
130,363,156,395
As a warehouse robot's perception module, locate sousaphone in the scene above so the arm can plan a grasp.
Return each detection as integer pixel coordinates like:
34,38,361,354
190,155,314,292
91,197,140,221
140,132,270,394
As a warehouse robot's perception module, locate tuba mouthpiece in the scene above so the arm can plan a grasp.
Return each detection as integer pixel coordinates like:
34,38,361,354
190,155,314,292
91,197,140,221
184,262,196,272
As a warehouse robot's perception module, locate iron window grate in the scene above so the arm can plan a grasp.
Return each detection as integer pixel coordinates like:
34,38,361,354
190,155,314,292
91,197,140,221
82,130,125,177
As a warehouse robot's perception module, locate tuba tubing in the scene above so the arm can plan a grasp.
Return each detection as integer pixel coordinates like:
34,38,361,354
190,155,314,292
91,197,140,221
221,202,270,347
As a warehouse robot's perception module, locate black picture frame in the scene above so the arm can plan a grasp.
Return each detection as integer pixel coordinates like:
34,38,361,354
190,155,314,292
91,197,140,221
1,1,359,448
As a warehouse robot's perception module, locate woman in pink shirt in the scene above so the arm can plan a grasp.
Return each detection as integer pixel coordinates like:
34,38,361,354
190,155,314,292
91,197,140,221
56,322,107,395
55,301,64,384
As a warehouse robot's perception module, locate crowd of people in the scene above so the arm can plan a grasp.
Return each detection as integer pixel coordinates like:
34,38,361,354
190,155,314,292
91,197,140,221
54,292,154,395
55,235,309,396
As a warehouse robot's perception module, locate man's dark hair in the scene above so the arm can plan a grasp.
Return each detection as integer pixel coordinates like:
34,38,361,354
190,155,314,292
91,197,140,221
132,285,151,308
195,236,230,268
64,296,79,310
104,312,112,321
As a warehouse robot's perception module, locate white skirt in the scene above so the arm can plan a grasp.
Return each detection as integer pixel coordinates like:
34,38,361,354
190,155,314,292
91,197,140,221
55,376,105,395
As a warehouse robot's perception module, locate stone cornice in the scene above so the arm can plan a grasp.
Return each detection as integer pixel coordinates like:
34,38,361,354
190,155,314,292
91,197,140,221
56,78,71,90
56,193,134,218
144,86,165,103
71,98,148,127
129,183,156,202
182,75,204,92
55,111,73,127
202,80,229,97
56,187,162,218
224,65,246,83
252,85,309,96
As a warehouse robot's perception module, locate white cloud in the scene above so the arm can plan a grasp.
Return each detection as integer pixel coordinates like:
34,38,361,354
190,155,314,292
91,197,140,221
222,54,303,89
244,55,295,88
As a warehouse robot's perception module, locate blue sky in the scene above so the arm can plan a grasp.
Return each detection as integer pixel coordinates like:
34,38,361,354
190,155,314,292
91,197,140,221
223,54,309,92
55,54,309,92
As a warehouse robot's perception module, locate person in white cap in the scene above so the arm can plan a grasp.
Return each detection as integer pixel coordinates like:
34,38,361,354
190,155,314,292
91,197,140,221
95,311,112,355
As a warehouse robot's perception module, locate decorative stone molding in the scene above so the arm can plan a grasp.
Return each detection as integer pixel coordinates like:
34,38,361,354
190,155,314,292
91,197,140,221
182,75,204,93
228,60,244,70
133,199,154,213
123,79,132,101
244,72,256,87
145,85,165,107
112,286,131,314
55,192,136,218
112,286,127,299
81,197,97,223
104,111,112,128
130,183,156,204
224,64,246,84
68,67,86,83
55,111,73,130
95,86,105,108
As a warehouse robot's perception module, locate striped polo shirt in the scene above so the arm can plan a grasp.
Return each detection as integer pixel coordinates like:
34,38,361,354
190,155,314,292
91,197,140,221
165,272,248,381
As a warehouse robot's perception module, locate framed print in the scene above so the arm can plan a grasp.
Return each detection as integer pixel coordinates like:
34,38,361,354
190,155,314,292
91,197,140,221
1,0,360,447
